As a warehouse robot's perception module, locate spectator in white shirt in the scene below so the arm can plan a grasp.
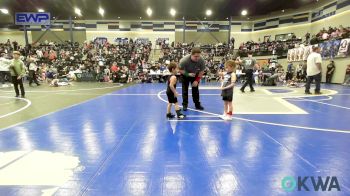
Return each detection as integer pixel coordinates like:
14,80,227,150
28,55,40,86
0,53,12,85
36,49,43,58
305,46,322,94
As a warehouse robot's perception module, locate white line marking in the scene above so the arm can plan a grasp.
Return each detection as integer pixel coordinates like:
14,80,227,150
261,89,274,95
265,88,298,94
53,92,326,114
43,93,159,96
324,95,334,100
108,93,221,96
0,84,124,132
285,96,333,102
274,97,308,114
107,93,159,96
226,112,306,114
168,119,226,122
52,93,221,96
185,115,221,118
232,116,350,133
0,96,32,119
296,97,350,110
92,87,332,114
79,121,138,195
157,90,350,134
250,123,319,170
284,89,338,98
0,84,123,93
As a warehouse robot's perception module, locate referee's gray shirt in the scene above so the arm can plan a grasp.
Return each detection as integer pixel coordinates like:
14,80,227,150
242,57,257,70
179,54,205,75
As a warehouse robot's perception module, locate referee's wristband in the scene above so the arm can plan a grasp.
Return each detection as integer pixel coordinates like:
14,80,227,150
195,76,201,82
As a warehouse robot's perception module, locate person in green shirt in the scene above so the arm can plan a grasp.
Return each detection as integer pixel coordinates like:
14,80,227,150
9,51,26,98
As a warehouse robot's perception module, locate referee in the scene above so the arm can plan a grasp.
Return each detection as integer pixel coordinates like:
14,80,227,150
240,51,257,93
179,48,205,111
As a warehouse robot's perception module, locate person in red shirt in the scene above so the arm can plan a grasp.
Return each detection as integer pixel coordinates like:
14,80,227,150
110,62,119,83
110,62,119,73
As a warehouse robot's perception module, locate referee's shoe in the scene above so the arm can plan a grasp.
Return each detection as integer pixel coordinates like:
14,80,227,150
182,104,204,111
195,104,204,110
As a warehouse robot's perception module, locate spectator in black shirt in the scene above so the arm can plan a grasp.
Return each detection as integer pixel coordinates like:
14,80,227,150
326,61,335,84
305,33,310,44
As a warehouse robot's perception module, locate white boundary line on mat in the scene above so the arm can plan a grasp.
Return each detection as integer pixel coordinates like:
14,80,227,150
0,84,123,93
0,96,32,119
185,115,221,118
157,90,350,134
295,97,350,110
168,119,226,122
285,95,333,102
0,84,124,132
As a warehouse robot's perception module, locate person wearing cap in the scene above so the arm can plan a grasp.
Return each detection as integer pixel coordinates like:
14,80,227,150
305,46,322,94
9,51,26,98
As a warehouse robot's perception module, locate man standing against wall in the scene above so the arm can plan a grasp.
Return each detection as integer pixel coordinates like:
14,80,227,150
179,48,205,111
231,37,235,50
326,60,335,84
305,46,322,94
9,51,26,98
286,62,294,81
240,51,257,93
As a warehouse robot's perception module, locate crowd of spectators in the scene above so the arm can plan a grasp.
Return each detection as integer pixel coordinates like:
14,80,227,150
0,39,152,86
238,37,302,57
238,25,350,57
1,25,350,87
309,25,350,44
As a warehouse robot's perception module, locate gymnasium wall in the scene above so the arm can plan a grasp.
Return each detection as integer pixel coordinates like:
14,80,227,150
245,10,350,44
0,0,349,48
310,10,350,35
0,1,349,83
31,30,86,44
85,30,175,45
0,31,32,46
175,31,229,45
0,0,349,46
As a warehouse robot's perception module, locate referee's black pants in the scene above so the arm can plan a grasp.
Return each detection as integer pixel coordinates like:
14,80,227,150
182,76,200,107
241,69,255,92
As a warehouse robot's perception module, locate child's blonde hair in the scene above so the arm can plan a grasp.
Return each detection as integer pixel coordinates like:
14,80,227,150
224,60,236,71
